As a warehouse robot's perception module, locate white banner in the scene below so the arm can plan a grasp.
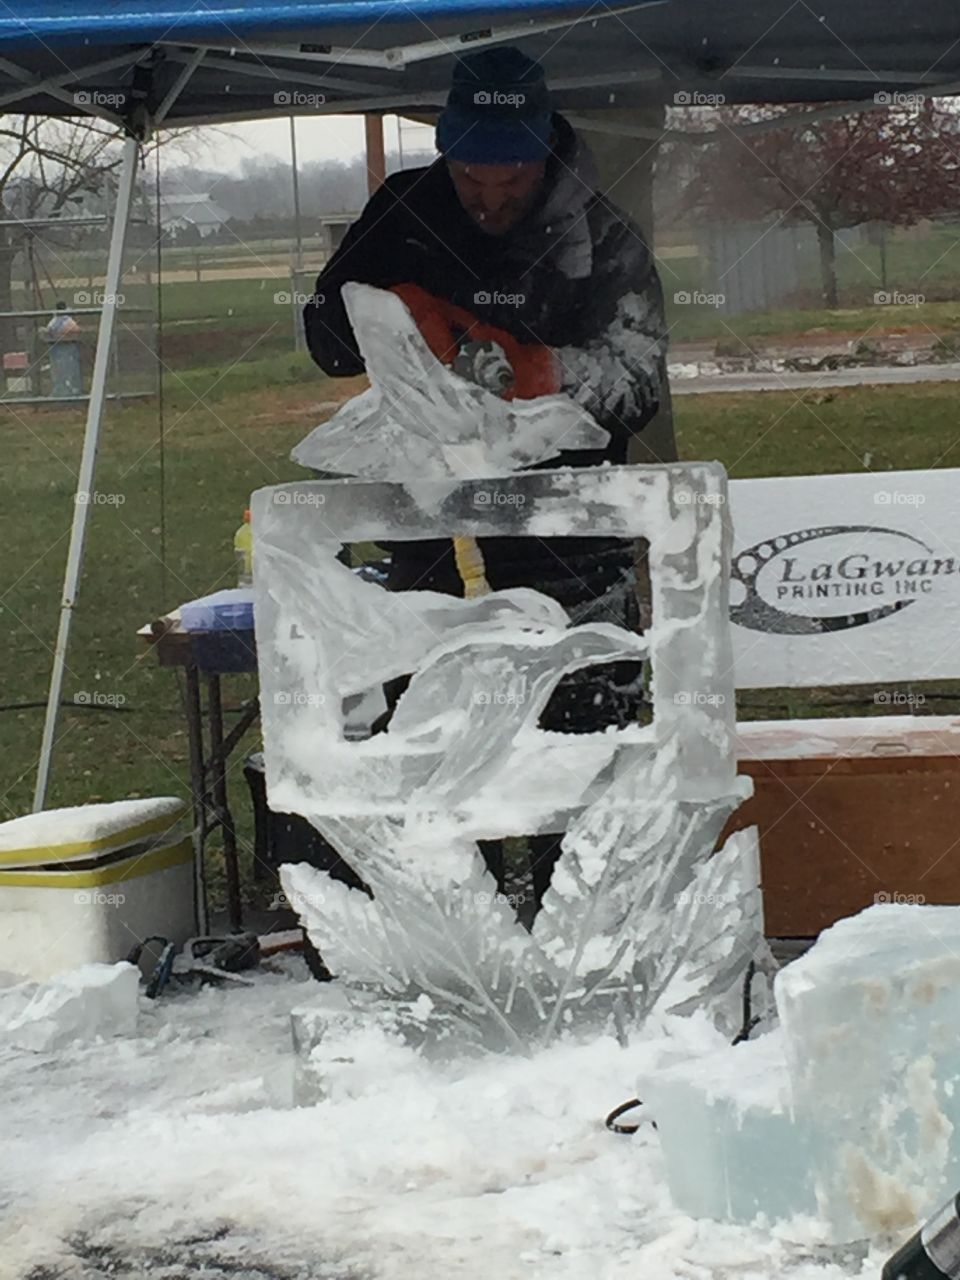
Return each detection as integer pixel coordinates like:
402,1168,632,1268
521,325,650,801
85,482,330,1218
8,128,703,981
728,468,960,688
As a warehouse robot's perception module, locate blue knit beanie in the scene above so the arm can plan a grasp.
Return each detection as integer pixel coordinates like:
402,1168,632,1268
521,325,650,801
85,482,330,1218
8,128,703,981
436,47,553,164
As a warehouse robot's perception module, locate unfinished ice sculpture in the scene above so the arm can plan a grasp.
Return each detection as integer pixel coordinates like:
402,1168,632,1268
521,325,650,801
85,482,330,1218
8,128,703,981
646,902,960,1244
252,461,759,1051
292,283,609,481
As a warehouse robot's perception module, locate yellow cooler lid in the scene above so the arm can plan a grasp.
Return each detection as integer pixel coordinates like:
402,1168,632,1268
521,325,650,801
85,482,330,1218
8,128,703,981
0,797,188,869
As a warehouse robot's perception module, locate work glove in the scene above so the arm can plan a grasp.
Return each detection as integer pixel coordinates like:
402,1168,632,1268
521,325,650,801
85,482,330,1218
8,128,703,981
389,282,560,401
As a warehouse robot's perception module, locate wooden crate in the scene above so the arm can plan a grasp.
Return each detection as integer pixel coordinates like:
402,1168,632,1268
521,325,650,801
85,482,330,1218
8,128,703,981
720,716,960,938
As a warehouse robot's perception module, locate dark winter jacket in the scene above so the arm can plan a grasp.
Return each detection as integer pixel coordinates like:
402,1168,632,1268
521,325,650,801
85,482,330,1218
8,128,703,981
303,115,667,601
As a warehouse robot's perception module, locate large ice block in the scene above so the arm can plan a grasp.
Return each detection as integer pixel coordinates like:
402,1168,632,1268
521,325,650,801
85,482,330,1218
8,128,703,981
642,1030,816,1223
649,904,960,1241
775,903,960,1242
4,962,139,1051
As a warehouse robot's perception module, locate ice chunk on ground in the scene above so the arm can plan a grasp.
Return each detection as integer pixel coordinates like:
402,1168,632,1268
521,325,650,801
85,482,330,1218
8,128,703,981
4,961,139,1051
647,903,960,1242
775,902,960,1242
643,1030,816,1223
292,283,608,481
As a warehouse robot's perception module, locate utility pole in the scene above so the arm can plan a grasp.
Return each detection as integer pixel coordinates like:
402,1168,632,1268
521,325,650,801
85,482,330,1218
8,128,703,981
364,114,386,194
289,114,303,273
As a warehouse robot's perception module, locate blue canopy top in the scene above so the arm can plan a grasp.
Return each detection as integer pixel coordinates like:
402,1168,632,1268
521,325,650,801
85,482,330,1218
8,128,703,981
1,0,958,128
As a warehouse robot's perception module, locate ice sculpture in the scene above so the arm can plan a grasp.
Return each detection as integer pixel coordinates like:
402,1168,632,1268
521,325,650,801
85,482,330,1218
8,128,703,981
292,283,608,481
252,461,761,1052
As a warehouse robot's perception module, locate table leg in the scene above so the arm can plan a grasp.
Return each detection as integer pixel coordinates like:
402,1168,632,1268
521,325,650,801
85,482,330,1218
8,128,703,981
183,665,209,935
207,674,243,930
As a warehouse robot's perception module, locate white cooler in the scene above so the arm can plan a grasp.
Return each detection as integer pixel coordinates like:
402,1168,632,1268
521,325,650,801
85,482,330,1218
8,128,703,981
0,798,195,980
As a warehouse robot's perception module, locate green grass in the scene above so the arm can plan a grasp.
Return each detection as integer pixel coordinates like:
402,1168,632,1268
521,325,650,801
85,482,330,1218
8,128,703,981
673,380,960,476
0,353,356,904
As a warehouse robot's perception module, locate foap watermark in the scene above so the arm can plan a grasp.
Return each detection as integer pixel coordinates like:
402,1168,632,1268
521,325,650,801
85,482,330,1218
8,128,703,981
675,489,725,507
874,490,926,506
875,890,926,905
73,691,126,711
74,290,125,307
674,889,734,907
674,90,726,106
73,90,127,108
74,889,126,906
475,889,527,907
874,690,926,707
274,90,327,108
874,290,925,306
473,290,526,308
473,488,526,508
674,690,726,707
474,688,526,707
473,90,526,107
75,490,125,507
274,290,325,306
273,491,326,507
74,690,126,708
273,691,326,707
874,91,925,108
674,289,725,308
268,888,327,911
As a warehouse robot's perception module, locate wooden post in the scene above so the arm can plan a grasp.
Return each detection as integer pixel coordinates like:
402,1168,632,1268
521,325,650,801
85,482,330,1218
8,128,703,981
364,114,386,194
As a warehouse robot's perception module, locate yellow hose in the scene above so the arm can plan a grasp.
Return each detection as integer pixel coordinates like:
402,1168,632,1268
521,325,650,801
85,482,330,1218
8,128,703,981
453,534,490,597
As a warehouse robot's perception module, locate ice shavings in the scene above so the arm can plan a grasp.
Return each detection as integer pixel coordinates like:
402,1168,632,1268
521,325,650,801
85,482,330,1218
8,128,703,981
0,960,881,1279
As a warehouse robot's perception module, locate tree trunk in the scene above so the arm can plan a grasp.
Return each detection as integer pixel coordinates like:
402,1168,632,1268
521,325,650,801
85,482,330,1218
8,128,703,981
817,221,838,309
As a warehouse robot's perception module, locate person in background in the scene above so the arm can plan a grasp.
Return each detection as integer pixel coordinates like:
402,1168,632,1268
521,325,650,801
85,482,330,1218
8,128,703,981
303,45,668,909
44,299,83,397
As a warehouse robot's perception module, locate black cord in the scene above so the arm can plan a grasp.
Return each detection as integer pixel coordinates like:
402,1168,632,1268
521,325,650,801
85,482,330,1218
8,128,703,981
0,700,136,714
605,1098,655,1135
732,960,761,1046
607,961,763,1135
0,701,257,716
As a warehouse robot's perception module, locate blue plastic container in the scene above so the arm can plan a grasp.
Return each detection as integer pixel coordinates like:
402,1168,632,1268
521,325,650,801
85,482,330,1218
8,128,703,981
180,588,254,633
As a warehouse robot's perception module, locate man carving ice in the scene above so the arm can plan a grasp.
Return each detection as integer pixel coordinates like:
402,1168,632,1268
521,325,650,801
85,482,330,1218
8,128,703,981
303,46,667,903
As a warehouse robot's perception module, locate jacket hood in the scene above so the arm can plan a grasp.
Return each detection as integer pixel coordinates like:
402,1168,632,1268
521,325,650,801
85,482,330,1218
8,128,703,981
533,113,599,280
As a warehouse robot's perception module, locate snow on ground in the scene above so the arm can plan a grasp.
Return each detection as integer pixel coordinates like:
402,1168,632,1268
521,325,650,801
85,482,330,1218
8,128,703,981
1,957,885,1280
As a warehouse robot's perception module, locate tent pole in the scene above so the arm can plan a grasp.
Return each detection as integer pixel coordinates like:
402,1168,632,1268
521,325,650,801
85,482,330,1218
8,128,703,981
33,132,140,812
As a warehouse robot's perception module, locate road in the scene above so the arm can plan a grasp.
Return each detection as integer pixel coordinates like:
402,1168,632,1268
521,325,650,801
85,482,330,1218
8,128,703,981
671,361,960,394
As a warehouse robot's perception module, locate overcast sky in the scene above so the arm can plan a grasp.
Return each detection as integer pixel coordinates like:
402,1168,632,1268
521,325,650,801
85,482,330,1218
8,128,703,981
190,113,436,170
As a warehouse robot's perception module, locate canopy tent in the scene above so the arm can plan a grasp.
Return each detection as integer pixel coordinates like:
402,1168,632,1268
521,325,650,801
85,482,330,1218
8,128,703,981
14,0,960,814
3,0,960,130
